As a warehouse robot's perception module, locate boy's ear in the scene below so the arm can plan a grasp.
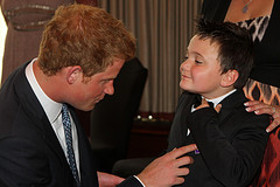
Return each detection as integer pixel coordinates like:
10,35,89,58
220,70,239,87
66,66,83,84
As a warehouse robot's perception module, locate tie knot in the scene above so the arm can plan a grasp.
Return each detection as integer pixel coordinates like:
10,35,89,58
62,104,68,113
207,101,214,108
62,104,70,118
193,96,214,108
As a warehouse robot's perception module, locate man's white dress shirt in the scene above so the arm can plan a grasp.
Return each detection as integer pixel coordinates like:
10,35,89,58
25,58,80,179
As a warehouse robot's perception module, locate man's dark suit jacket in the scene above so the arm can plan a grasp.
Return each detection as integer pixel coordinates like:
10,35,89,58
0,62,142,187
168,90,269,187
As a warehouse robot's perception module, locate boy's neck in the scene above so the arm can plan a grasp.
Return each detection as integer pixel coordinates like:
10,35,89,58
202,89,237,107
201,86,236,100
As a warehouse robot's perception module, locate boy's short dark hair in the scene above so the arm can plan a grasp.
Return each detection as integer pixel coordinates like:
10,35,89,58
195,19,254,89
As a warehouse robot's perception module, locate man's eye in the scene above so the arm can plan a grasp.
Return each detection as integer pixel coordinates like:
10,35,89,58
195,60,202,64
101,80,109,84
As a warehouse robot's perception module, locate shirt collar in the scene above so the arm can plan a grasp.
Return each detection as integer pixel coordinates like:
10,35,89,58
203,89,237,108
25,58,62,124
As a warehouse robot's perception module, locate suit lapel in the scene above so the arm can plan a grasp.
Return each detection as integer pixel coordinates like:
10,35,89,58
14,63,71,169
181,92,198,124
69,108,84,173
167,92,201,152
69,107,98,186
218,90,247,124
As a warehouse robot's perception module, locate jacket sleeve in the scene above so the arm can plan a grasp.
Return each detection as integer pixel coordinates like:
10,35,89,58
117,176,143,187
0,136,53,186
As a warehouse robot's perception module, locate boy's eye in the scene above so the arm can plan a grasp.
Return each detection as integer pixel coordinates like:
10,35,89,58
182,56,188,63
195,60,203,64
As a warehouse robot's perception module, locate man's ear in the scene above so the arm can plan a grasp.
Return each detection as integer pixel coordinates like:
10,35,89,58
66,66,83,84
220,70,239,87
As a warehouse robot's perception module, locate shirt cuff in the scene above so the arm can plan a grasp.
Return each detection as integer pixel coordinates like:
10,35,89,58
133,175,146,187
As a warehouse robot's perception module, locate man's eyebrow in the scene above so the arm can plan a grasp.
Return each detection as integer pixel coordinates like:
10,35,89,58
102,77,116,81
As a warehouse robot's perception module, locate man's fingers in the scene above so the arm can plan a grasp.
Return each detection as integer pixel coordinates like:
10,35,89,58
175,167,190,176
173,177,185,186
170,144,197,159
174,156,194,168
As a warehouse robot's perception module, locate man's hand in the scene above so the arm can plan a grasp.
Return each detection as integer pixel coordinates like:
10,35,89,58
97,171,125,187
137,144,197,187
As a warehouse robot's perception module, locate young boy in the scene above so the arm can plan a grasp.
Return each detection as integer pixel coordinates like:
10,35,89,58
167,19,269,187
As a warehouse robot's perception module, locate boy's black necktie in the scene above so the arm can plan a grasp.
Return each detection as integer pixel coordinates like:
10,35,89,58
193,95,214,108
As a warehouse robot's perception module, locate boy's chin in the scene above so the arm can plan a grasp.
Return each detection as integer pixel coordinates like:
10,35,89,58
180,85,195,93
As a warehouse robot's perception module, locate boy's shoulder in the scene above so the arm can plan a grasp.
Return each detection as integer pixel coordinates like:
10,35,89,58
220,89,270,128
219,89,247,109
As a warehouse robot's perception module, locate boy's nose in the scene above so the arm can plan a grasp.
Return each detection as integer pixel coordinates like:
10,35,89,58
181,60,191,71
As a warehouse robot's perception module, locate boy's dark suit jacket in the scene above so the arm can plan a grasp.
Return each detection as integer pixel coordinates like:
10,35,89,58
168,90,269,187
0,62,142,187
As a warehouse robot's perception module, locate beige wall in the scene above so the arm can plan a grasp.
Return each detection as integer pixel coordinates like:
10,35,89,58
0,9,7,84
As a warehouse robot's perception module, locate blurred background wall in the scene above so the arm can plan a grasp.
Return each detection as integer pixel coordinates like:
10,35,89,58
98,0,203,117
